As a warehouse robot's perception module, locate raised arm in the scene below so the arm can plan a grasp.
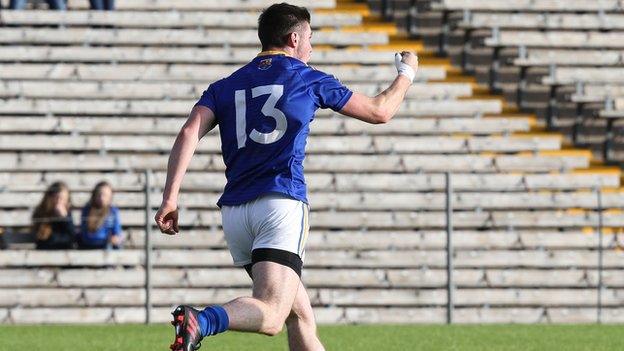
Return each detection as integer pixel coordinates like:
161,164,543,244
339,51,418,124
155,105,217,235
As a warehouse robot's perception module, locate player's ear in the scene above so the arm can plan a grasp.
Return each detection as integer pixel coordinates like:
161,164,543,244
287,31,299,48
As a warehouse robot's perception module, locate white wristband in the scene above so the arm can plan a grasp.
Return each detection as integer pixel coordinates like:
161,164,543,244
394,52,415,83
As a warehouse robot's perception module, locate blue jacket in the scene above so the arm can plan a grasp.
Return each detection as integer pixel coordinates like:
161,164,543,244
80,205,122,247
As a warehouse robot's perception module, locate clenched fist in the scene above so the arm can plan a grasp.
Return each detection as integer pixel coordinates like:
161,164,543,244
394,51,419,83
155,201,179,235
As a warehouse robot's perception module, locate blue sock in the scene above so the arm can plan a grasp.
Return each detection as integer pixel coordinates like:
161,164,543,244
197,305,229,337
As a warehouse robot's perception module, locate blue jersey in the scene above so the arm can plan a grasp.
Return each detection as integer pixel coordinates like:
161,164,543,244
196,53,353,207
79,205,122,246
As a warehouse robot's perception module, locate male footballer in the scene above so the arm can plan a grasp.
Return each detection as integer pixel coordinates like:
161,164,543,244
155,3,418,350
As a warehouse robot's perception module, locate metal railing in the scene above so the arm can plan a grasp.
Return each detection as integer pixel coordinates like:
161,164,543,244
445,172,454,324
143,170,153,324
441,172,609,324
19,169,605,324
0,168,614,324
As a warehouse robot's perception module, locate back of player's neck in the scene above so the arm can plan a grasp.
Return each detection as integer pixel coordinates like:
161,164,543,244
258,48,291,57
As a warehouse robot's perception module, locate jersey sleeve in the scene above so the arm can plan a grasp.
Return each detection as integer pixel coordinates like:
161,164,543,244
195,84,217,113
299,67,353,111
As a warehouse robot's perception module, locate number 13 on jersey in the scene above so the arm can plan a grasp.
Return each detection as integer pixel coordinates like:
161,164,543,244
235,84,287,149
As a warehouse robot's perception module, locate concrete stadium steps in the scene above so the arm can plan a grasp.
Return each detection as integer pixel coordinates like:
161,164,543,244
0,95,498,113
3,208,624,228
2,249,624,268
435,0,623,12
383,269,624,289
346,306,624,324
580,84,624,99
2,306,623,324
573,86,624,108
0,64,447,82
0,27,389,46
15,228,624,250
419,0,624,162
63,0,337,11
0,48,431,65
486,31,624,49
5,189,623,210
600,110,624,119
1,287,623,308
3,266,624,288
0,81,474,100
461,13,624,30
0,151,592,173
0,10,363,28
514,49,624,67
120,229,624,250
0,115,533,135
0,98,502,119
0,98,502,116
460,45,624,68
0,134,563,153
542,67,624,85
1,0,623,326
0,171,618,192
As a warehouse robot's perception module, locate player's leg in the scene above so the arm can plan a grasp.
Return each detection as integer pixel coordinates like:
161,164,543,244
222,195,310,336
169,264,298,351
223,259,300,335
169,203,253,350
169,195,309,350
241,261,323,350
241,261,322,350
286,281,325,351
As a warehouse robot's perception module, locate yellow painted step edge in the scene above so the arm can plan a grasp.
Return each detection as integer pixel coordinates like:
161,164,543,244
572,167,622,175
536,149,593,158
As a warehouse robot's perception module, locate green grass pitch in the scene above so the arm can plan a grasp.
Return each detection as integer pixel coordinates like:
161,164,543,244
0,324,622,350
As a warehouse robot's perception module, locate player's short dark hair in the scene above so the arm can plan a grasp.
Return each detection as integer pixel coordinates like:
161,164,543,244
258,3,310,50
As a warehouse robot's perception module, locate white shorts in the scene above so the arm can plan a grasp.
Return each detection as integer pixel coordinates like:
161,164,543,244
221,193,310,268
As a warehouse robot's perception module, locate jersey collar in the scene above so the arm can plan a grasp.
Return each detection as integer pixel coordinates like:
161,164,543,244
257,50,290,57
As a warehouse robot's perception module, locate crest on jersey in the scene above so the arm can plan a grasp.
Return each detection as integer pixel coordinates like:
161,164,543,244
258,58,273,70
